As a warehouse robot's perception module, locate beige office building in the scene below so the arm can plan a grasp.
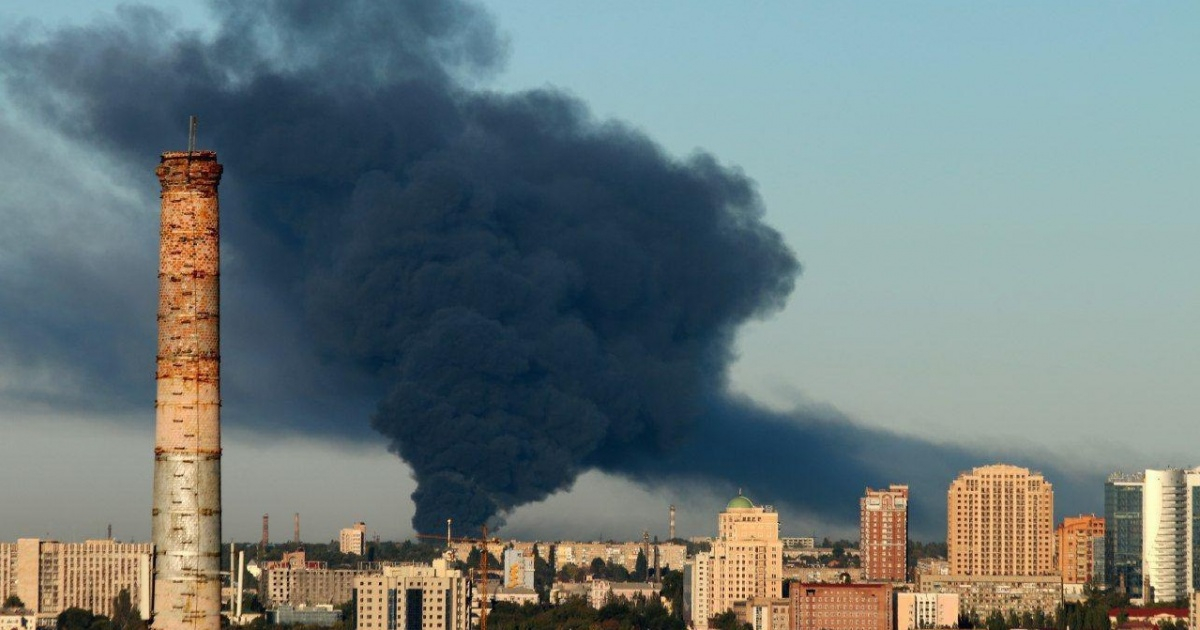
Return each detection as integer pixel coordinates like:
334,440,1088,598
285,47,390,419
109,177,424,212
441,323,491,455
0,539,153,621
895,592,960,630
689,494,784,630
355,560,470,630
339,523,367,556
947,464,1055,576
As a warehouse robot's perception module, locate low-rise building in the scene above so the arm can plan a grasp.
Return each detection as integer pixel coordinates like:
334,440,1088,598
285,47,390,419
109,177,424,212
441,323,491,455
896,592,960,630
732,597,789,630
0,610,36,630
549,582,589,605
790,582,893,630
490,586,539,606
260,551,375,607
587,581,658,609
916,574,1062,617
269,604,342,627
355,560,470,630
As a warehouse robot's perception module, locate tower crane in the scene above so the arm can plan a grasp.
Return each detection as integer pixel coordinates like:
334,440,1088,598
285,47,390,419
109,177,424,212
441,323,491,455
417,523,500,630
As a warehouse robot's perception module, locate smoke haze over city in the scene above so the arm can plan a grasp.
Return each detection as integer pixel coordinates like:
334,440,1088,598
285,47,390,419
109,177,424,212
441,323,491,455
0,0,1196,543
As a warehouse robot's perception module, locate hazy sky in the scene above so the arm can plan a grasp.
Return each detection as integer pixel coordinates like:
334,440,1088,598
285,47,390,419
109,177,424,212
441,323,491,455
1,1,1197,544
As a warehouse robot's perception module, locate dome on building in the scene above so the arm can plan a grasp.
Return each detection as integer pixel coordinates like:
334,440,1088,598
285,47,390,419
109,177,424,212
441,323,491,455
726,493,754,509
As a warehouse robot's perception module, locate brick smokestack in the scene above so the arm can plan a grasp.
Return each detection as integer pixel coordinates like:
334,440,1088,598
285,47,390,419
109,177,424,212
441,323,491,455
152,146,223,630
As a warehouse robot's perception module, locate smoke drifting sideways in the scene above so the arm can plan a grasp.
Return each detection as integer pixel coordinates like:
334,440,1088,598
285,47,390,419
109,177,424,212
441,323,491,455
0,0,1090,537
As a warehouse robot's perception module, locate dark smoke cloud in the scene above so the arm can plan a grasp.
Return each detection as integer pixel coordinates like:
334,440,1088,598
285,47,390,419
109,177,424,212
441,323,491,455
0,0,1094,536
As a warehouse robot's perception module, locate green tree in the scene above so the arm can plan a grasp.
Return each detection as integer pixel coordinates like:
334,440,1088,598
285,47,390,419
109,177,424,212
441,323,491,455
710,610,751,630
110,590,146,630
590,557,607,578
660,570,684,620
634,550,649,581
58,608,96,630
3,595,24,609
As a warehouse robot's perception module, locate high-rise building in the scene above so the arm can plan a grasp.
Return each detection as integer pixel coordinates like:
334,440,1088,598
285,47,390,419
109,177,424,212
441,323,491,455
338,523,367,556
1056,515,1105,585
947,464,1055,576
0,539,153,622
1141,468,1198,603
503,549,535,590
860,484,909,582
790,583,893,630
1105,472,1144,597
688,493,784,630
152,142,224,630
354,560,470,630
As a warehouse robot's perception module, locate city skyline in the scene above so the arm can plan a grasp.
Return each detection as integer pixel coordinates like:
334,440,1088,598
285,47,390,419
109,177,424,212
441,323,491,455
1,1,1198,544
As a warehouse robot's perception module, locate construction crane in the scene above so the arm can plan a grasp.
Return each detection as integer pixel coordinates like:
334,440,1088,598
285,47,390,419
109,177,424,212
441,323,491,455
417,523,500,630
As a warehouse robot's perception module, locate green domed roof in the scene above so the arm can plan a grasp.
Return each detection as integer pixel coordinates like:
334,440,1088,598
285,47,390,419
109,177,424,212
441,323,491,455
727,494,754,509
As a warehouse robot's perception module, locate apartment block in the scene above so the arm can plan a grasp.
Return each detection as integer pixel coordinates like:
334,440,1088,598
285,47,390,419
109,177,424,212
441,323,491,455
916,574,1062,617
860,485,908,582
1057,515,1105,585
947,464,1054,576
260,551,374,607
502,549,534,590
789,582,892,630
354,560,470,630
732,597,790,630
688,494,784,630
0,539,153,621
339,523,367,556
896,592,959,630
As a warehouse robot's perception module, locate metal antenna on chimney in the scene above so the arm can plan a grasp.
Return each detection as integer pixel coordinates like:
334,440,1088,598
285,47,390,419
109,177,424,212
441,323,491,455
188,115,198,152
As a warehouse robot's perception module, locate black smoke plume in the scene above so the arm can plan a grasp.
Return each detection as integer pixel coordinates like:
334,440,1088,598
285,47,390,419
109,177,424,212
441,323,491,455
0,0,1093,536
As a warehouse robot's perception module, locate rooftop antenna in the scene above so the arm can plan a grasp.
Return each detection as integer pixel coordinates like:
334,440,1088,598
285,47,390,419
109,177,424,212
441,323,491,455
188,115,198,152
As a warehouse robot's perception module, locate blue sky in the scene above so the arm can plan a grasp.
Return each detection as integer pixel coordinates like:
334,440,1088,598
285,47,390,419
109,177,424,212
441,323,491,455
1,1,1197,543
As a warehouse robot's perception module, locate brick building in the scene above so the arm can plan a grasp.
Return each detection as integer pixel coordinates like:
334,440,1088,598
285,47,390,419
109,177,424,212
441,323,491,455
789,582,893,630
860,485,908,582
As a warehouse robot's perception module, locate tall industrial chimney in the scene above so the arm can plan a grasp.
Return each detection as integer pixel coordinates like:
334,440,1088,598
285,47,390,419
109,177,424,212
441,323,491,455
294,513,300,544
261,514,269,549
669,505,676,541
152,122,223,630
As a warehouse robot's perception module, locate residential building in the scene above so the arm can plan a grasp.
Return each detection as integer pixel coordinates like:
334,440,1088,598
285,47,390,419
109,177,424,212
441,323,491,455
587,581,658,609
503,548,534,590
895,592,959,630
354,560,470,630
260,552,374,607
1106,472,1144,597
1057,515,1105,585
916,574,1062,617
860,485,909,582
947,464,1055,576
490,586,538,606
0,539,153,622
1190,591,1199,630
0,609,36,630
732,597,789,630
789,582,893,630
339,523,367,556
688,493,784,630
1142,469,1189,603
